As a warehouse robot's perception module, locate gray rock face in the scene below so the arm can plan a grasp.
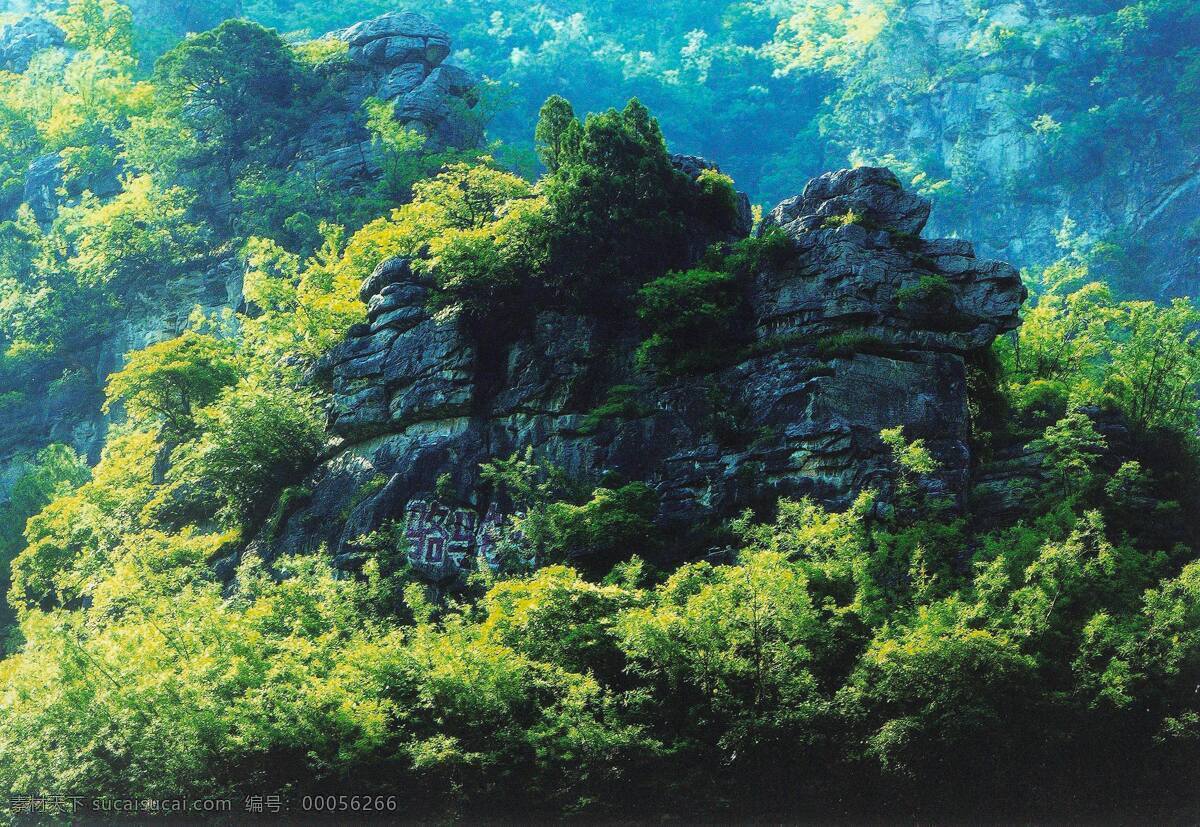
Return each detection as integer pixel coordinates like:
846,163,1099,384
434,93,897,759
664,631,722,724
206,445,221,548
766,167,931,237
21,153,64,225
296,13,483,182
22,150,122,225
272,167,1026,578
868,1,1200,299
0,15,64,72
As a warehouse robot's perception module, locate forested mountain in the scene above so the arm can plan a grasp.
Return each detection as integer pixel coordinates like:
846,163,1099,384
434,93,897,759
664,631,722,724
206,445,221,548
0,1,1198,822
246,0,1200,299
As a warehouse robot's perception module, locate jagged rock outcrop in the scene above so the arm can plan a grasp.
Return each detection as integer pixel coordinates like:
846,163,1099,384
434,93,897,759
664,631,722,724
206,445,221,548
270,166,1026,578
295,12,483,184
0,14,64,72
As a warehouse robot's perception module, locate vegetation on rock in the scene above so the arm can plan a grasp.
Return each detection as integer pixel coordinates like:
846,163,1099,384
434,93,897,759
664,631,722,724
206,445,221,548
0,2,1198,822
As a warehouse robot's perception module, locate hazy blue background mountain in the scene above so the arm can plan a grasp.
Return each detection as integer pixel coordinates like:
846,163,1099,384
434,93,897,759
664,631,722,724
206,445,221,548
4,1,1195,298
241,1,1198,298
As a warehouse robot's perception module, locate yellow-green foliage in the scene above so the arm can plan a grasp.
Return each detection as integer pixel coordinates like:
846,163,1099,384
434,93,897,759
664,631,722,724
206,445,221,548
242,226,367,361
998,276,1200,433
10,430,159,609
765,0,895,75
103,330,241,434
56,174,208,289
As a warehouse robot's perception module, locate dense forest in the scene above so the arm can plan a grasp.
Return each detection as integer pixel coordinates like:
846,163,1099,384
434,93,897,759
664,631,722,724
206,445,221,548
0,0,1198,822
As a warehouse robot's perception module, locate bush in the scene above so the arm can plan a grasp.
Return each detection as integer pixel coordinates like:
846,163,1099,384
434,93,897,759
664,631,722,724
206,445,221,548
521,482,660,566
895,274,954,311
180,378,325,526
636,267,743,374
695,167,740,227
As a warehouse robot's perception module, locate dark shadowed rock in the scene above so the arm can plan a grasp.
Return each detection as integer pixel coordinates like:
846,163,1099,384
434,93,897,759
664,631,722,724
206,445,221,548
671,154,754,240
268,167,1028,581
359,257,418,304
22,154,64,225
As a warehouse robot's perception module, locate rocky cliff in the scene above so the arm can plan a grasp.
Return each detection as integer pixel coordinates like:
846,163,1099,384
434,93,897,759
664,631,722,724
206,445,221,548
0,12,483,500
860,0,1199,299
264,166,1025,579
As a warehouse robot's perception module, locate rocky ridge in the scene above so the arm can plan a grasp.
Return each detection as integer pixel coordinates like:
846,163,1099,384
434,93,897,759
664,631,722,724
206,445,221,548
0,12,482,501
266,166,1026,579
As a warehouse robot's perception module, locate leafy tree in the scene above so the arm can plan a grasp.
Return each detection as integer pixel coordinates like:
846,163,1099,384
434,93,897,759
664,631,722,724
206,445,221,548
55,0,134,56
418,196,550,321
999,277,1200,436
241,228,366,361
180,377,325,525
533,94,577,173
635,267,742,374
880,425,940,512
410,161,533,231
364,96,430,201
618,551,825,771
519,482,660,566
1104,298,1200,432
541,98,694,308
0,444,88,645
10,431,160,610
1036,411,1107,496
55,174,209,291
148,19,313,196
103,331,241,436
842,597,1038,785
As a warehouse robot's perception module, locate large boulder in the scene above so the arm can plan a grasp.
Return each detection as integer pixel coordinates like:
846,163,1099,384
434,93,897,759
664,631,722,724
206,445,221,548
763,167,932,237
295,12,482,185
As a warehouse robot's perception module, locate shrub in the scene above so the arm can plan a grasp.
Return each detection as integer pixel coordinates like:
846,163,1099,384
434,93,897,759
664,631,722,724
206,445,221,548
636,267,743,374
695,168,740,227
896,274,954,312
580,385,650,432
521,482,660,566
181,378,325,526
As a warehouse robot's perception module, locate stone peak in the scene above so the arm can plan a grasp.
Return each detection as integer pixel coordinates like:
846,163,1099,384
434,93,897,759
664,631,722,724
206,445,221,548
332,12,449,48
766,166,933,238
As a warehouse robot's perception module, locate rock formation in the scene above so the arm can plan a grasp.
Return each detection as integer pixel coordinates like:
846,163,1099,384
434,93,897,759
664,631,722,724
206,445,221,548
0,14,64,72
0,12,483,501
295,12,482,184
267,166,1026,578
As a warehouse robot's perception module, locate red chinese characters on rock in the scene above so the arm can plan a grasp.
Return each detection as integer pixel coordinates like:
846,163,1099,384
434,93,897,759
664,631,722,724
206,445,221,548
404,498,513,576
